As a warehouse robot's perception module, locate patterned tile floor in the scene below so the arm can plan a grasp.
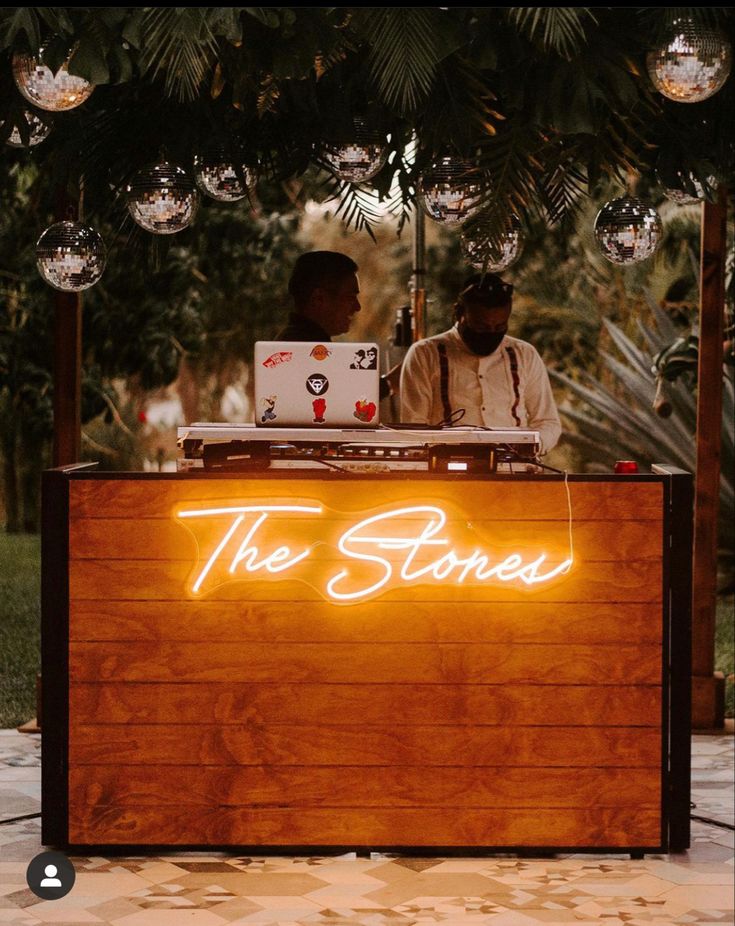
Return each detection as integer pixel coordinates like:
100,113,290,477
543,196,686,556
0,729,732,925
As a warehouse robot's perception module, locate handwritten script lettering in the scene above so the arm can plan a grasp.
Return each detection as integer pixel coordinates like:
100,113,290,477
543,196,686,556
177,503,573,602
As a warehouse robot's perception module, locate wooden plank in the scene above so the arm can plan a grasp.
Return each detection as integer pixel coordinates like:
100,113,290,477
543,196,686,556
69,724,662,767
68,478,664,521
69,765,661,808
67,806,662,847
69,517,663,562
692,192,727,728
69,641,663,686
69,600,663,644
68,559,663,603
70,682,662,727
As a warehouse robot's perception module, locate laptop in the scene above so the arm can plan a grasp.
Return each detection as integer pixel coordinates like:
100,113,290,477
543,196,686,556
253,341,381,428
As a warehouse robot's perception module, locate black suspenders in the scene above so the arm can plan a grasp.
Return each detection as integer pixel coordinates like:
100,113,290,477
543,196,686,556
505,344,522,426
435,341,522,425
436,341,452,422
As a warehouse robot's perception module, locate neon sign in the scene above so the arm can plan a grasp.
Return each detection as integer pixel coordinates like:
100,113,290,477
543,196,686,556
177,503,573,603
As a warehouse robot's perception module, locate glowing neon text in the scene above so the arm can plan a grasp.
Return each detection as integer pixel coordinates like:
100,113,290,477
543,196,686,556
177,503,573,602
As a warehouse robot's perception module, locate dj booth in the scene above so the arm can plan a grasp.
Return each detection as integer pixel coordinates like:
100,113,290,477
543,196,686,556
42,424,692,854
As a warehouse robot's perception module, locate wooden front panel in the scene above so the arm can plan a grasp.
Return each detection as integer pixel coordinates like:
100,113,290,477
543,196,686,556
66,476,664,847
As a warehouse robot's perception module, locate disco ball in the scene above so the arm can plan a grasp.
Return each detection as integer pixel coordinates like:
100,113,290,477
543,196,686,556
126,162,198,234
36,221,106,291
461,220,524,272
647,21,732,102
194,150,254,202
594,197,663,265
3,109,52,147
418,156,481,225
12,49,94,112
322,121,388,183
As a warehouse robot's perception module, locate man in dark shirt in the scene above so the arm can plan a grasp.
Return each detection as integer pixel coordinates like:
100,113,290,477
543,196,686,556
276,251,399,399
276,251,361,341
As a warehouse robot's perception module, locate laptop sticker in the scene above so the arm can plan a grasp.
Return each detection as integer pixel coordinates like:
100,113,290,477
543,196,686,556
312,398,327,423
350,347,377,370
310,344,331,361
306,373,329,395
354,399,377,423
260,395,278,423
262,350,293,368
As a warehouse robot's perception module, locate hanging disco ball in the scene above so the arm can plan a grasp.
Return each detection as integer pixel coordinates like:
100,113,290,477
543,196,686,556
322,120,388,183
126,162,198,234
12,48,94,112
594,197,663,265
647,21,732,103
3,110,52,147
194,150,255,202
418,156,482,226
461,219,524,272
36,221,106,291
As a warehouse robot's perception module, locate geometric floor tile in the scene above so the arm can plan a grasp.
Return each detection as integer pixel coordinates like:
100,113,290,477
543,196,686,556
0,731,731,926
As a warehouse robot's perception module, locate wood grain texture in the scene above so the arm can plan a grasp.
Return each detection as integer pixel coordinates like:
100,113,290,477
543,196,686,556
64,474,667,848
67,806,662,847
69,600,663,644
69,641,662,685
69,764,662,808
69,724,662,767
70,682,662,727
68,478,663,521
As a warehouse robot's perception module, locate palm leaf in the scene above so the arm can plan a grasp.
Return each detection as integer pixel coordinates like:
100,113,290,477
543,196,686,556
508,8,598,59
357,9,455,115
136,8,218,102
328,180,383,241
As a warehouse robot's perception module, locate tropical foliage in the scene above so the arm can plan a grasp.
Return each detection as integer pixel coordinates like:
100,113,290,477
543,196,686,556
553,300,735,583
0,7,733,247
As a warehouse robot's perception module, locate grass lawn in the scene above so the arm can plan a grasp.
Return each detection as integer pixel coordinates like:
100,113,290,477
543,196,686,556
715,594,735,720
0,532,41,728
0,531,733,726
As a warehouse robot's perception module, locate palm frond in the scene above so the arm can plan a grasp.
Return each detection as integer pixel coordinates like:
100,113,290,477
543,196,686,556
136,8,218,103
537,154,588,225
358,9,453,115
328,180,383,242
257,75,280,116
470,124,546,247
508,8,598,59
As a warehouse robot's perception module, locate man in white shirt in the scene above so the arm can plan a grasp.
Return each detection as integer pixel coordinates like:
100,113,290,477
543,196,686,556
400,274,561,453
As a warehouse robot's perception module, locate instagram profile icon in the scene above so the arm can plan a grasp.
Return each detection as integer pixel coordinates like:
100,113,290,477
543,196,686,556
26,851,76,899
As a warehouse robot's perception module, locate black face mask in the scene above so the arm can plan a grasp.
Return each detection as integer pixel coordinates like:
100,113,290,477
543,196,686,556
458,323,506,356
